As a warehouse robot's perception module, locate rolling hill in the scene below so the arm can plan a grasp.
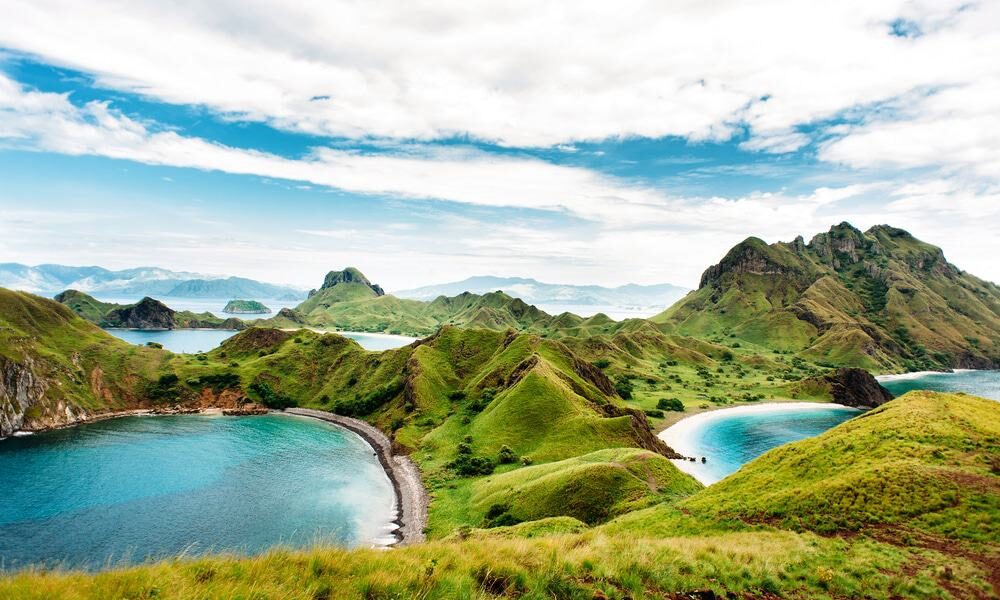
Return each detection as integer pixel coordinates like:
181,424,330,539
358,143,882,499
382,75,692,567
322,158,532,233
653,223,1000,372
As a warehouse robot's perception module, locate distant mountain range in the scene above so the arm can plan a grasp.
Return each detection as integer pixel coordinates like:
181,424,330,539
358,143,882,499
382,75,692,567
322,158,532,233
394,276,689,310
0,263,307,300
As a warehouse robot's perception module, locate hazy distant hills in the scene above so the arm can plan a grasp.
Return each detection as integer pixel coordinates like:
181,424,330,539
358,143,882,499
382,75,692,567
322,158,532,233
394,276,689,310
0,263,306,300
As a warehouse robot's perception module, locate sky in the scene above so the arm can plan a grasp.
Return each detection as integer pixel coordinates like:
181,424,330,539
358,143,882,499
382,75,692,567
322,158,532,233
0,0,998,291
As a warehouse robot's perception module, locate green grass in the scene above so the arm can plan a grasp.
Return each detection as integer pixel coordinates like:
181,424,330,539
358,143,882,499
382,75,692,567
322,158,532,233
682,391,1000,542
471,448,701,526
1,529,991,599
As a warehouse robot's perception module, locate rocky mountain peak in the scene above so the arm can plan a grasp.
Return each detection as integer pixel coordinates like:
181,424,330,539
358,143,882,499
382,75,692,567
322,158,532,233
698,236,795,288
314,267,385,297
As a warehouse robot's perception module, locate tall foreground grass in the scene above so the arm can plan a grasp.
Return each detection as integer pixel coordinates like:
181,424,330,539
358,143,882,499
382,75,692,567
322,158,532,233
1,530,991,599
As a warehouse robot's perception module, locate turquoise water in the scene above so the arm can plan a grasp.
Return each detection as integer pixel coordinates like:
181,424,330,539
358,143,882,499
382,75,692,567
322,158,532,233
664,406,859,485
105,328,237,353
0,415,396,570
663,370,1000,486
104,328,417,353
879,370,1000,400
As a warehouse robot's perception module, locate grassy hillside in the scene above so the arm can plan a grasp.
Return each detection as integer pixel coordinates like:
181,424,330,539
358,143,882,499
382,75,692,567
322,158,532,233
471,448,701,526
653,223,1000,372
0,289,172,435
3,391,996,599
681,391,1000,542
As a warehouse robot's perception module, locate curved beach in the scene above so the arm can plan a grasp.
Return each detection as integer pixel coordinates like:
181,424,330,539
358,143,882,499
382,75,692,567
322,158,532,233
283,408,428,546
659,402,859,485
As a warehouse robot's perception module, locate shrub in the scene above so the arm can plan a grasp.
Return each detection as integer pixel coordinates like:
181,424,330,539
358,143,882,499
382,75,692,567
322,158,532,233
249,381,295,409
145,341,163,349
448,390,467,401
333,380,403,416
592,359,611,369
614,377,634,400
657,397,685,412
448,455,494,477
497,445,518,464
644,409,665,418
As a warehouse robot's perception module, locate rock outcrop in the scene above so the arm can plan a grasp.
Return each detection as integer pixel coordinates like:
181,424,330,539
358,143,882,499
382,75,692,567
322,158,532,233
823,368,894,408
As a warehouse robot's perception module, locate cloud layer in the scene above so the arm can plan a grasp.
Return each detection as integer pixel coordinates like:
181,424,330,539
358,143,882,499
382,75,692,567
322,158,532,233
0,0,996,161
0,1,998,287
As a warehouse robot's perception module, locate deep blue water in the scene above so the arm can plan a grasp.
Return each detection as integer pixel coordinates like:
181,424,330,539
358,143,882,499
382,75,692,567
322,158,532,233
879,370,1000,401
0,415,396,570
104,328,417,354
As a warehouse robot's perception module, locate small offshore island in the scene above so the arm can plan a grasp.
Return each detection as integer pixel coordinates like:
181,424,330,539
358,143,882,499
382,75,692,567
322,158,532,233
1,223,998,599
222,299,272,314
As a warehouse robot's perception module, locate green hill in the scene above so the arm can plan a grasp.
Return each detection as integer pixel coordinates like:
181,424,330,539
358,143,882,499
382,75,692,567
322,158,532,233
55,290,245,330
0,289,171,437
653,223,1000,372
680,391,1000,542
222,299,271,314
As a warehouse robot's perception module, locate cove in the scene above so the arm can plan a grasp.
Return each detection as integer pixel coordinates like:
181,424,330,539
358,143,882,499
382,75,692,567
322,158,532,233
0,414,396,570
659,403,860,485
104,328,418,353
878,369,1000,401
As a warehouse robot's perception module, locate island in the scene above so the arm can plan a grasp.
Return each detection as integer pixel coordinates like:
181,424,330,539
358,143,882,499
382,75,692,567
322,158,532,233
222,299,272,314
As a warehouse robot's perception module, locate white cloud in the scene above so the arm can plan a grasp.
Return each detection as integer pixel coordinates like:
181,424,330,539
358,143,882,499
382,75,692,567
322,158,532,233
0,0,996,164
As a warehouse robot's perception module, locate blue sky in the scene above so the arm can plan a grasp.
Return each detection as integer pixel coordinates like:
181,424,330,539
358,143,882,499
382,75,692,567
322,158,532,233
0,1,998,290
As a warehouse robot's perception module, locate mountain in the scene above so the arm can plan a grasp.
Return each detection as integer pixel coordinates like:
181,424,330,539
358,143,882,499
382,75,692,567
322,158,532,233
653,223,1000,372
0,263,306,300
54,290,246,330
274,267,629,337
395,275,688,310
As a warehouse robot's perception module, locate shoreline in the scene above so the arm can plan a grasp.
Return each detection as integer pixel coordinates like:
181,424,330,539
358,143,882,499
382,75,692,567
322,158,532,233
658,401,860,485
875,369,977,382
279,327,420,344
283,408,427,547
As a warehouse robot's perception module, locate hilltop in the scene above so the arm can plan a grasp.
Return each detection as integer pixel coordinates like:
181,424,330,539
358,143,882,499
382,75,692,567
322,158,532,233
54,290,245,330
654,223,1000,372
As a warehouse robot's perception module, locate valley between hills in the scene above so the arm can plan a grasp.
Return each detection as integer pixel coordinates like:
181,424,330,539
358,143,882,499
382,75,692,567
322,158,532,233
1,222,998,599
